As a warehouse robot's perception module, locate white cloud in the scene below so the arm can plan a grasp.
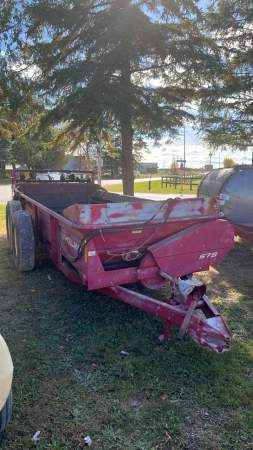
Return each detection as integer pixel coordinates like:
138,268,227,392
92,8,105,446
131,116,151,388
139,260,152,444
141,132,253,168
9,61,41,79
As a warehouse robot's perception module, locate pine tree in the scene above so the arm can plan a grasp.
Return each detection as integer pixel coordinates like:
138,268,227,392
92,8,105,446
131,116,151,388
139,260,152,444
23,0,221,194
0,134,13,165
199,0,253,153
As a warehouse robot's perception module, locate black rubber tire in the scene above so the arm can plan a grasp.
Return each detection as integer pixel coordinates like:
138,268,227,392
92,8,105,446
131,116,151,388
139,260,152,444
6,201,22,251
0,389,12,433
12,210,36,271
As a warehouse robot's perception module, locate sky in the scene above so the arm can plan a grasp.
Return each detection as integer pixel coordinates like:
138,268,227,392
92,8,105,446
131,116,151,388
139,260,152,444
142,128,253,169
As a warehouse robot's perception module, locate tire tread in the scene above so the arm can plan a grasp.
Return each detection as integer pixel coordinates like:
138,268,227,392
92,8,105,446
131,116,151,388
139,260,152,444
6,201,22,250
12,210,36,271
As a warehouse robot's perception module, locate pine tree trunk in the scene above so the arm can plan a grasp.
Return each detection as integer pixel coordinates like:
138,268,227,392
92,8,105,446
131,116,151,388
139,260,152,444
122,121,134,196
120,52,135,196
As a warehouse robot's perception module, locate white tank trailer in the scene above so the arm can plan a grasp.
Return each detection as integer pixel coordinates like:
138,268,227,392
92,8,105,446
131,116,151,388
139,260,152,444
197,165,253,242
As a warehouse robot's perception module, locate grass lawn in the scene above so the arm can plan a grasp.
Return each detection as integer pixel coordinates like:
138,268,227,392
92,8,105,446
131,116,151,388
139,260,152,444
0,204,253,449
0,180,12,185
0,178,198,194
108,179,198,195
0,205,6,229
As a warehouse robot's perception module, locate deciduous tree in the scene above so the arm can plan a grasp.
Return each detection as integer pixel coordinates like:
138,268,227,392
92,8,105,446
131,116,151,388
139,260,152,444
12,127,71,169
0,0,41,165
223,157,236,168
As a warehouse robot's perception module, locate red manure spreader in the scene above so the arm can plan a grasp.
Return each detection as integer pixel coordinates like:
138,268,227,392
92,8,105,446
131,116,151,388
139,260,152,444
6,170,235,353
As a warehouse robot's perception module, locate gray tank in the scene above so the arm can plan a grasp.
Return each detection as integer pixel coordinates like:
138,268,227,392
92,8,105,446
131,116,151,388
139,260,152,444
197,165,253,224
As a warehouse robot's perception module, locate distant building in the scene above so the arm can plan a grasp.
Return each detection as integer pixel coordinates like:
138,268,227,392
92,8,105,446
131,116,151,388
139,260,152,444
139,162,158,174
205,164,213,171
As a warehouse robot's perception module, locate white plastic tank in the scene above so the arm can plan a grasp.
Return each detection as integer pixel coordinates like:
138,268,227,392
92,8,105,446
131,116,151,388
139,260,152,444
197,165,253,224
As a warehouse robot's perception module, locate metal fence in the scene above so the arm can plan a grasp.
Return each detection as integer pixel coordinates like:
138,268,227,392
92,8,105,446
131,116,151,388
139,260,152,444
161,175,203,190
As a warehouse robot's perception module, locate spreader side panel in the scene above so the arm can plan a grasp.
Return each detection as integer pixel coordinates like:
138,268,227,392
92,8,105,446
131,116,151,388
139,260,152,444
148,220,234,278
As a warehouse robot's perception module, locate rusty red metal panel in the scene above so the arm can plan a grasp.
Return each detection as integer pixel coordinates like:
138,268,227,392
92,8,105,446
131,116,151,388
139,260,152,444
148,220,235,278
54,218,234,291
63,197,222,226
149,220,234,257
64,204,108,225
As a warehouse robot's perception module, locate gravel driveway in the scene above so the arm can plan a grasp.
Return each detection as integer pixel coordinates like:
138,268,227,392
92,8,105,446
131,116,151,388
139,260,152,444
0,185,12,205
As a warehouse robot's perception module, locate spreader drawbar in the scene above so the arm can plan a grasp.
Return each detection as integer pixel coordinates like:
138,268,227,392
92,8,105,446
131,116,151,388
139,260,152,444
98,275,232,354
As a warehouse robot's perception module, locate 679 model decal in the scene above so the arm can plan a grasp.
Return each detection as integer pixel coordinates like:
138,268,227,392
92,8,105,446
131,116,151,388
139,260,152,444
199,252,218,259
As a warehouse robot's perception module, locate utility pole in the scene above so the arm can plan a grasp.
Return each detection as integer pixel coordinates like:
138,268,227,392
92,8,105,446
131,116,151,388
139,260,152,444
97,142,102,186
184,127,186,177
79,146,82,171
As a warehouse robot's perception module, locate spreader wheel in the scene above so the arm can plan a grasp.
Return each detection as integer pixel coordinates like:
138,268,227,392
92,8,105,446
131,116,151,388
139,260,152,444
6,200,22,250
139,253,168,289
0,389,12,433
12,210,35,271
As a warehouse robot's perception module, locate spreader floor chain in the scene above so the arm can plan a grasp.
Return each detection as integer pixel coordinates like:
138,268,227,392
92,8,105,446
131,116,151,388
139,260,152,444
99,279,232,353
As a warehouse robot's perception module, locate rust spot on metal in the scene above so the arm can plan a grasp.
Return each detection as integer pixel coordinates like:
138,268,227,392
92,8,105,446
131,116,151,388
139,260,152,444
109,213,124,219
130,203,143,210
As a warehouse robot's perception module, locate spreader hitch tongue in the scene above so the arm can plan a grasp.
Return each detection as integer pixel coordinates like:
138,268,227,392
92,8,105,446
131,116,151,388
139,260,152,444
161,278,232,353
100,280,232,353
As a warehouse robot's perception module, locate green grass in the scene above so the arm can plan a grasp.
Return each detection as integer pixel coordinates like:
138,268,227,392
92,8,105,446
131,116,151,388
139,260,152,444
1,204,253,449
0,204,6,229
0,179,12,185
109,179,198,195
